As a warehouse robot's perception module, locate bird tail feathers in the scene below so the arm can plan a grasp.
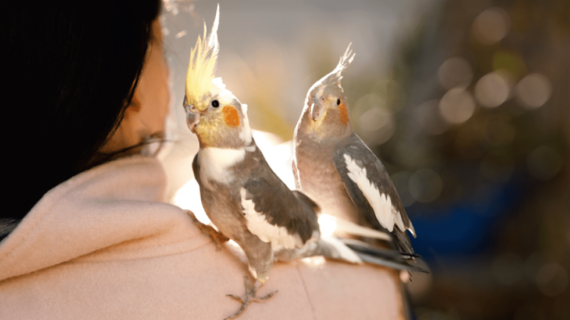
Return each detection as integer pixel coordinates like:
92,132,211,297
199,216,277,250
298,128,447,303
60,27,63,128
343,239,429,273
317,236,362,264
274,235,429,274
332,216,391,241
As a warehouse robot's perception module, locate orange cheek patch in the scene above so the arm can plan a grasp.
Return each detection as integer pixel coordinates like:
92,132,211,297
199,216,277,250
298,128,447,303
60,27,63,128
222,106,240,127
339,103,349,126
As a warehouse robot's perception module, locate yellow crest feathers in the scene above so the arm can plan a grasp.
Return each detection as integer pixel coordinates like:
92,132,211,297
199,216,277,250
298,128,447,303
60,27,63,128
185,5,220,110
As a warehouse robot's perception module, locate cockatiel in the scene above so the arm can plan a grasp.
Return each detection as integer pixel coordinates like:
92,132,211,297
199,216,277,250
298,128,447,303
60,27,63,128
293,45,418,259
183,7,362,319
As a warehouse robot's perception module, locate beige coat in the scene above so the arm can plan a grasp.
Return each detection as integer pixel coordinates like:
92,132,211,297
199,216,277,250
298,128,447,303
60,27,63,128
0,156,404,319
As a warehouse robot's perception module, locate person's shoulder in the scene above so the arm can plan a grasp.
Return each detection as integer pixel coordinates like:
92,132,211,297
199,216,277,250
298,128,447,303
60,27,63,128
268,258,404,319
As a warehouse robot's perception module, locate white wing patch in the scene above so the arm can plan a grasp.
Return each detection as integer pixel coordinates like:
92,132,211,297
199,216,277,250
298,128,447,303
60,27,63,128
240,188,302,250
198,147,245,184
343,154,406,233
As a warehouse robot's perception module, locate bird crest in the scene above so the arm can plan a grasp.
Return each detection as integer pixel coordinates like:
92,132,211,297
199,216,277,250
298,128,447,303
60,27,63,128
321,43,355,87
185,5,220,111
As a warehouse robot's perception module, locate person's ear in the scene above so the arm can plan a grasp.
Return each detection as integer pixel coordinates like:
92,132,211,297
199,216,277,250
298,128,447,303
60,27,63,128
124,94,142,120
129,94,142,112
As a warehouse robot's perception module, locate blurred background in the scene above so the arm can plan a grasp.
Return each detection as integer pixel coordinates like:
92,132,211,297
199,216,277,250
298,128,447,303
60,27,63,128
159,0,570,319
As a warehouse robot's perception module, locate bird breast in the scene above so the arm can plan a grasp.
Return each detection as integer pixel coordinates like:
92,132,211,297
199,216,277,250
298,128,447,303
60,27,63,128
295,146,359,224
198,147,246,186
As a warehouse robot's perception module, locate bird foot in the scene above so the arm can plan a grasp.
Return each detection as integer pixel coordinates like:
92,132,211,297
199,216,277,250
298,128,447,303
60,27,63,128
224,275,278,319
185,210,229,251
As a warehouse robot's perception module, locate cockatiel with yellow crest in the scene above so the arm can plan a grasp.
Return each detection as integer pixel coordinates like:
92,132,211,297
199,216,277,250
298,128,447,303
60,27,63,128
183,6,366,319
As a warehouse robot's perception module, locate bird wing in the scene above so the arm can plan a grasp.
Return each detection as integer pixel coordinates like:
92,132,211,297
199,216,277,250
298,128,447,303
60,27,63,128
192,153,201,184
333,140,416,253
240,163,319,251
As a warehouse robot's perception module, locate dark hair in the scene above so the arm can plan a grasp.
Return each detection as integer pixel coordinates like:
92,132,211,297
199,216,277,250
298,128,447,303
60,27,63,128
0,1,161,230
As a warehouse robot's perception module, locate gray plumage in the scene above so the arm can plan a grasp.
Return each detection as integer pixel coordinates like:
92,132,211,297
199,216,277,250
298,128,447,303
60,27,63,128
293,45,417,257
184,13,363,283
192,142,320,282
333,140,416,254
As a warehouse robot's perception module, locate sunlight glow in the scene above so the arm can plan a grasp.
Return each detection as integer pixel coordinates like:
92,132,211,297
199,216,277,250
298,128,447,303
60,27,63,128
251,131,296,190
173,178,211,224
318,214,338,238
301,256,327,268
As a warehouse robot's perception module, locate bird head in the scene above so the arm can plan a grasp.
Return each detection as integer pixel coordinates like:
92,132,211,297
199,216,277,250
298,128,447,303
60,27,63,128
183,6,252,149
301,44,355,139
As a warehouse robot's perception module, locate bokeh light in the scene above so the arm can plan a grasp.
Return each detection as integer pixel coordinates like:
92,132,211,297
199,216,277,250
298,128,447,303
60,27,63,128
359,107,391,132
535,263,569,297
414,100,449,135
408,169,443,203
474,71,511,108
394,140,430,168
526,146,562,180
438,57,473,90
515,73,552,109
524,252,552,284
358,107,395,145
175,30,187,38
439,88,476,124
354,93,395,145
472,7,510,45
492,253,524,286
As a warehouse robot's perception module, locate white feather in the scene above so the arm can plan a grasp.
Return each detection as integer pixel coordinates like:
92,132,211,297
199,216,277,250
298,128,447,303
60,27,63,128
319,236,362,264
327,215,391,241
240,188,300,250
344,154,406,233
198,147,245,184
211,77,226,91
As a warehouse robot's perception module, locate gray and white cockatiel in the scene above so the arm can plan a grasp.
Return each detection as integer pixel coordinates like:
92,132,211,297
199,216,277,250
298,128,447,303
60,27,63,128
183,7,362,319
293,45,418,260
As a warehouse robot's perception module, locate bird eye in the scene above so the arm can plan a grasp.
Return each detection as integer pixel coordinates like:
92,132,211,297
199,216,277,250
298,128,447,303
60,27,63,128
211,100,220,108
337,98,341,106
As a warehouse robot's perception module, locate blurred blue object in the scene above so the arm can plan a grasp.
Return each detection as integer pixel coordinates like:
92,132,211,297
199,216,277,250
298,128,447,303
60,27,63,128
408,165,527,259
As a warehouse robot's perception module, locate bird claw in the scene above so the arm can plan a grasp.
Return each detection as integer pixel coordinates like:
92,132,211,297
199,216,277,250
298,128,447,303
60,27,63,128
185,210,229,251
223,275,277,319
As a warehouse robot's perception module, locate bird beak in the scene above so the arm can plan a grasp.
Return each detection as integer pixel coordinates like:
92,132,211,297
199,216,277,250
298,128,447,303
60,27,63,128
310,101,325,121
184,104,200,134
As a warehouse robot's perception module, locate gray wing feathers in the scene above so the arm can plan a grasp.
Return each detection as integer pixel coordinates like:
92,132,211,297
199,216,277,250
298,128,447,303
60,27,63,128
243,174,319,245
192,154,201,185
291,190,320,214
333,140,416,254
